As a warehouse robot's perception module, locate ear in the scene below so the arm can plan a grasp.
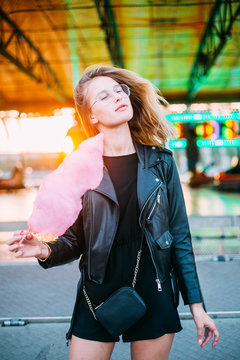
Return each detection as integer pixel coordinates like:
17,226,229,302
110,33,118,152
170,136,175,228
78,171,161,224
90,114,98,125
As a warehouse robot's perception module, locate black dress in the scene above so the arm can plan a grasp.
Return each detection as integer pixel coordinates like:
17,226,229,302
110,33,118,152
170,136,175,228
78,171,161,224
72,153,182,342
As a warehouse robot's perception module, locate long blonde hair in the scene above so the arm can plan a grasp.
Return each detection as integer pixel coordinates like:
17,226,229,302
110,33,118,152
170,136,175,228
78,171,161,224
74,64,177,146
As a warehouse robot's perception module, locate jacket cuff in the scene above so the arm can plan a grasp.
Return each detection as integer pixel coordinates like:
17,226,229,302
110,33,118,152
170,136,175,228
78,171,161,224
37,242,56,269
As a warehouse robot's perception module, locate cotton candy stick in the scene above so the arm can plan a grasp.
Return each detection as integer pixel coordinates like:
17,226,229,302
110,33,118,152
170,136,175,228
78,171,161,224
28,133,104,236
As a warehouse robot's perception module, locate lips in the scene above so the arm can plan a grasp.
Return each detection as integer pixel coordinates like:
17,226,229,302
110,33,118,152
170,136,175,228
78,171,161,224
115,104,128,112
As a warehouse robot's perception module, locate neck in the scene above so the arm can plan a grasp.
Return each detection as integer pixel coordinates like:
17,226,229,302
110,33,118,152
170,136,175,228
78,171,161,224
100,123,136,156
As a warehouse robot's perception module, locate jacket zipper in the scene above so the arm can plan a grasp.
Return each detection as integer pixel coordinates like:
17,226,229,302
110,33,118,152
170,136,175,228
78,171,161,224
146,233,162,291
138,184,162,226
139,184,162,292
147,192,161,220
88,191,93,280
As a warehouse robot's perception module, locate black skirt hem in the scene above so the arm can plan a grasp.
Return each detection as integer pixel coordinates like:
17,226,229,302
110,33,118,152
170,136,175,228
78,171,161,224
122,325,183,343
71,330,120,343
71,325,183,344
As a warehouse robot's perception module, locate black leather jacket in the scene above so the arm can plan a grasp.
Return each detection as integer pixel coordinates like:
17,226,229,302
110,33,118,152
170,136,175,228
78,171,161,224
39,141,203,307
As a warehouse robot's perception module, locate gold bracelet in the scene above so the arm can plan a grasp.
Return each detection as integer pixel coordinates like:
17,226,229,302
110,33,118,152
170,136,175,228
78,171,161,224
37,242,52,262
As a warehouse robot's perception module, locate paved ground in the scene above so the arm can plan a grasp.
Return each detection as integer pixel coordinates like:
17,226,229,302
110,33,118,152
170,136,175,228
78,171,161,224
0,258,240,359
1,318,239,360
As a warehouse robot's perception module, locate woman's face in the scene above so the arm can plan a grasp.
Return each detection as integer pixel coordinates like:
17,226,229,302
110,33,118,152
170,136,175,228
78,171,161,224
86,76,133,131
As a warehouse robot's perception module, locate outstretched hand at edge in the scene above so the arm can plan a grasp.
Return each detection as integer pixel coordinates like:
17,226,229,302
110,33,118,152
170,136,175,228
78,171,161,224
190,302,220,348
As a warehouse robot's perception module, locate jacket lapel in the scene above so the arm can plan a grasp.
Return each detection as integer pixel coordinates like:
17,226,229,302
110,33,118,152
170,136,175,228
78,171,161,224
137,164,162,211
134,141,162,211
93,166,119,205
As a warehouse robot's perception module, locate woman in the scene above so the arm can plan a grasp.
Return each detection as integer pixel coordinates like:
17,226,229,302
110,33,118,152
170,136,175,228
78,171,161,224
7,65,219,360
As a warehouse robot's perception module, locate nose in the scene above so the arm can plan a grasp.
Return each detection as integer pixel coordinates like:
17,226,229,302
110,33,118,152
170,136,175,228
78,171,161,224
112,92,122,102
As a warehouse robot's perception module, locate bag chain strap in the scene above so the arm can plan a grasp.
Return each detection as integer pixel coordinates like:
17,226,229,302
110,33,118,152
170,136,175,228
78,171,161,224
83,285,97,320
132,211,146,288
132,249,142,288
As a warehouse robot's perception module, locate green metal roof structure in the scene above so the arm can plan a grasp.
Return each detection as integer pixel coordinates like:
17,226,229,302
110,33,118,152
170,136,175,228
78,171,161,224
0,0,239,113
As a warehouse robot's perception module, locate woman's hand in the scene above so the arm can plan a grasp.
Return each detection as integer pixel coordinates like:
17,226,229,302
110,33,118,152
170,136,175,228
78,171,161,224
190,302,220,348
7,230,50,259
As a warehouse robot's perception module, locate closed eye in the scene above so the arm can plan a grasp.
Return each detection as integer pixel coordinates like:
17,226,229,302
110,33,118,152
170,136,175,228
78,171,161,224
98,91,110,101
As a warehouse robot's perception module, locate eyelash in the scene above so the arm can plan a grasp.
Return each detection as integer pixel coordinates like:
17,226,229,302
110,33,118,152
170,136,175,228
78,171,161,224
100,95,109,100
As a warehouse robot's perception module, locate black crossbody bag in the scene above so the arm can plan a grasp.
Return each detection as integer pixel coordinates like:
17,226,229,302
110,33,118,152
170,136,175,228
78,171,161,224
83,213,147,337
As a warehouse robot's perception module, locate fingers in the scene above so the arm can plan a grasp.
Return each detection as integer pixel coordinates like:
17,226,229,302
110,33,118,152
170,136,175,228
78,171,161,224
25,233,34,240
7,230,34,259
193,308,220,349
8,240,24,257
201,326,220,348
201,328,213,347
8,242,22,252
8,236,25,256
19,232,33,244
197,326,204,346
7,231,25,245
212,328,220,348
7,230,32,245
13,250,23,258
7,234,20,246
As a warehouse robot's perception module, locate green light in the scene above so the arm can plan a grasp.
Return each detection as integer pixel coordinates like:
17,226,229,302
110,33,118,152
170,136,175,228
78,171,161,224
166,112,240,123
168,138,240,149
65,0,81,87
197,139,240,148
168,140,187,149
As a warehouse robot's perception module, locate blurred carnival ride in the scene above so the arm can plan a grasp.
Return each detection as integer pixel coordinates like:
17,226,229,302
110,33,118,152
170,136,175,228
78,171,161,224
188,171,214,188
0,162,25,190
213,159,240,191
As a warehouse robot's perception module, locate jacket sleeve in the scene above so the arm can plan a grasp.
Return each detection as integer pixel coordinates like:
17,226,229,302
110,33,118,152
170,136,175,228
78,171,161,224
38,211,85,269
167,156,203,305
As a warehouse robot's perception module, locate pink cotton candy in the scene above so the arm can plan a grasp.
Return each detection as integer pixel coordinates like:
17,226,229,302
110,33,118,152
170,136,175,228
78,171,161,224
28,133,104,236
